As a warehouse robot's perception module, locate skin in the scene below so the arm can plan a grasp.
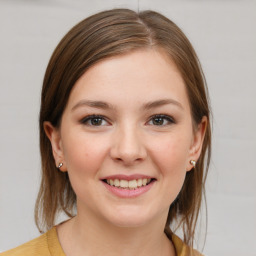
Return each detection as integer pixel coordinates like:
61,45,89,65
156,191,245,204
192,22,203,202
45,49,206,256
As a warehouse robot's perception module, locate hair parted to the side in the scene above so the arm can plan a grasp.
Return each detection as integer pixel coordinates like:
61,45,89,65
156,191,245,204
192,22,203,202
35,8,211,247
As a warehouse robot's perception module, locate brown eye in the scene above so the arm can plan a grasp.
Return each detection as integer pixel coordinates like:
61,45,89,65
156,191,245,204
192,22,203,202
90,117,103,126
152,117,165,125
148,115,175,126
81,115,108,126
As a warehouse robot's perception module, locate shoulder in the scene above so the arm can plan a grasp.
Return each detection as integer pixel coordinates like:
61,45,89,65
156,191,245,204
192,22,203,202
171,234,204,256
1,227,63,256
1,232,49,256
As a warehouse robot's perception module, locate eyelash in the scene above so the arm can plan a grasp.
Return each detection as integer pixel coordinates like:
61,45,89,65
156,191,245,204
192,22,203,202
80,114,175,127
80,115,109,126
148,114,175,126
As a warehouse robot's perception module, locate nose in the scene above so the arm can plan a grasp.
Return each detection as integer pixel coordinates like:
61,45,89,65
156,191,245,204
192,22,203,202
110,124,147,166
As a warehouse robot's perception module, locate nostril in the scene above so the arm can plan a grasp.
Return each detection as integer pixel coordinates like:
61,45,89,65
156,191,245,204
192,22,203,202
109,137,147,164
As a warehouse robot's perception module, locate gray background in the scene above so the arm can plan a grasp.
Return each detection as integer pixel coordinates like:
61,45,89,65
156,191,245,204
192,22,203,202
0,0,256,255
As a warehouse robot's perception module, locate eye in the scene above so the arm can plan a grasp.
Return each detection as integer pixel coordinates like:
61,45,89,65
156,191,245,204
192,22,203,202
80,115,109,126
148,114,175,126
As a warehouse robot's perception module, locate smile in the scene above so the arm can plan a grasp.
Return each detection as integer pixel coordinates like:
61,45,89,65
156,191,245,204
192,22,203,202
105,178,152,190
101,174,156,198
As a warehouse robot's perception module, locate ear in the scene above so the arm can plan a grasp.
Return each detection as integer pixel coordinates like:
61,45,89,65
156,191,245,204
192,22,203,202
44,121,67,172
186,116,207,171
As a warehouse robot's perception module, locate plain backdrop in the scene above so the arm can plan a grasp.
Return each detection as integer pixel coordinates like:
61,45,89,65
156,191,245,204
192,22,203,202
0,0,256,255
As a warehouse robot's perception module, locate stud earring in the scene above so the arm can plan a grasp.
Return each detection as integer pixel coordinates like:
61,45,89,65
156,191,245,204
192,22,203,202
190,160,196,168
57,163,63,169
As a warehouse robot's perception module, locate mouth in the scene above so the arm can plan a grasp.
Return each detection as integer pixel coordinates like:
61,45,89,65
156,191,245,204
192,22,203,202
102,178,156,190
100,175,156,198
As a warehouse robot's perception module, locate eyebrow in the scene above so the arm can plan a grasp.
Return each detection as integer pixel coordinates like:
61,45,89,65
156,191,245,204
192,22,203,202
71,99,183,111
142,99,183,110
71,100,116,111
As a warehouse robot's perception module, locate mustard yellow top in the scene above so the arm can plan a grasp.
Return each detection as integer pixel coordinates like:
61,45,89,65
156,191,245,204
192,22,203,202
1,227,203,256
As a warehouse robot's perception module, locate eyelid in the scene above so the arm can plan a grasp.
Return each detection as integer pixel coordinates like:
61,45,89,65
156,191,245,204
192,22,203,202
147,114,175,125
79,114,175,127
80,114,110,126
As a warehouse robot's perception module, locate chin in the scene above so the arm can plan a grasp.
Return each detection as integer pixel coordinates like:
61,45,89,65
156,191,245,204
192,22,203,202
103,206,156,228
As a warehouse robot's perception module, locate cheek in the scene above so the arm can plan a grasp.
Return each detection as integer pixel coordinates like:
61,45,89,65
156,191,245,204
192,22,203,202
61,132,110,201
150,133,191,174
62,132,108,177
148,132,191,202
158,142,188,190
157,140,188,200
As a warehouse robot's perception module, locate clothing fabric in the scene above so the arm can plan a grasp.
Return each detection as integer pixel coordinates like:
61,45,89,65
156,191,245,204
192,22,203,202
1,227,203,256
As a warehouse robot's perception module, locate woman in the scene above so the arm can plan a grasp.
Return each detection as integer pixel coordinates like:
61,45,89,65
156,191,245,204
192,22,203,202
2,8,211,256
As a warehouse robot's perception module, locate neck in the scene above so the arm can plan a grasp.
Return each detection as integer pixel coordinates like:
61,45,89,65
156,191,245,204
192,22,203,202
57,208,175,256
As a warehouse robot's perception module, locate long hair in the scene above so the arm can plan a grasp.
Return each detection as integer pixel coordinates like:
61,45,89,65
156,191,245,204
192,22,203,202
35,8,211,247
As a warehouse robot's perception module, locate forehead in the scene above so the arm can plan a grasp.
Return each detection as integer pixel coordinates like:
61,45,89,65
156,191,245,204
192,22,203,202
65,49,190,112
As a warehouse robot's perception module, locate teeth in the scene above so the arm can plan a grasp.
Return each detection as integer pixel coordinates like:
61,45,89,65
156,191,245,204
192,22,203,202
120,180,128,188
128,180,137,189
114,179,119,187
106,178,152,189
137,179,142,186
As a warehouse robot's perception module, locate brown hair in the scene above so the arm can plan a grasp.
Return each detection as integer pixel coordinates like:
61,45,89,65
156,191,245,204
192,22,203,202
35,8,211,247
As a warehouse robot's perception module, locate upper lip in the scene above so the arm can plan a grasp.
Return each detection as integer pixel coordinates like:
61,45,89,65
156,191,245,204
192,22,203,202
101,174,155,181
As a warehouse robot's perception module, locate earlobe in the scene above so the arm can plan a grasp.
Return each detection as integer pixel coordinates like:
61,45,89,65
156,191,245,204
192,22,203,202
187,116,207,171
43,121,66,172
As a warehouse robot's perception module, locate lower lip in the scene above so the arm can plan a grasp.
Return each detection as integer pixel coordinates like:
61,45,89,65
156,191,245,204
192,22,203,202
101,180,155,198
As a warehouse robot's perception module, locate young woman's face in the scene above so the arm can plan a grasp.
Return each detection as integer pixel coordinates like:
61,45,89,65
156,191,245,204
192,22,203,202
47,49,205,228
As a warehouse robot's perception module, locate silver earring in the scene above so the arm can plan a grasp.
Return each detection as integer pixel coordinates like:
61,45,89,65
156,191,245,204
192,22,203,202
58,163,63,168
190,160,196,168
